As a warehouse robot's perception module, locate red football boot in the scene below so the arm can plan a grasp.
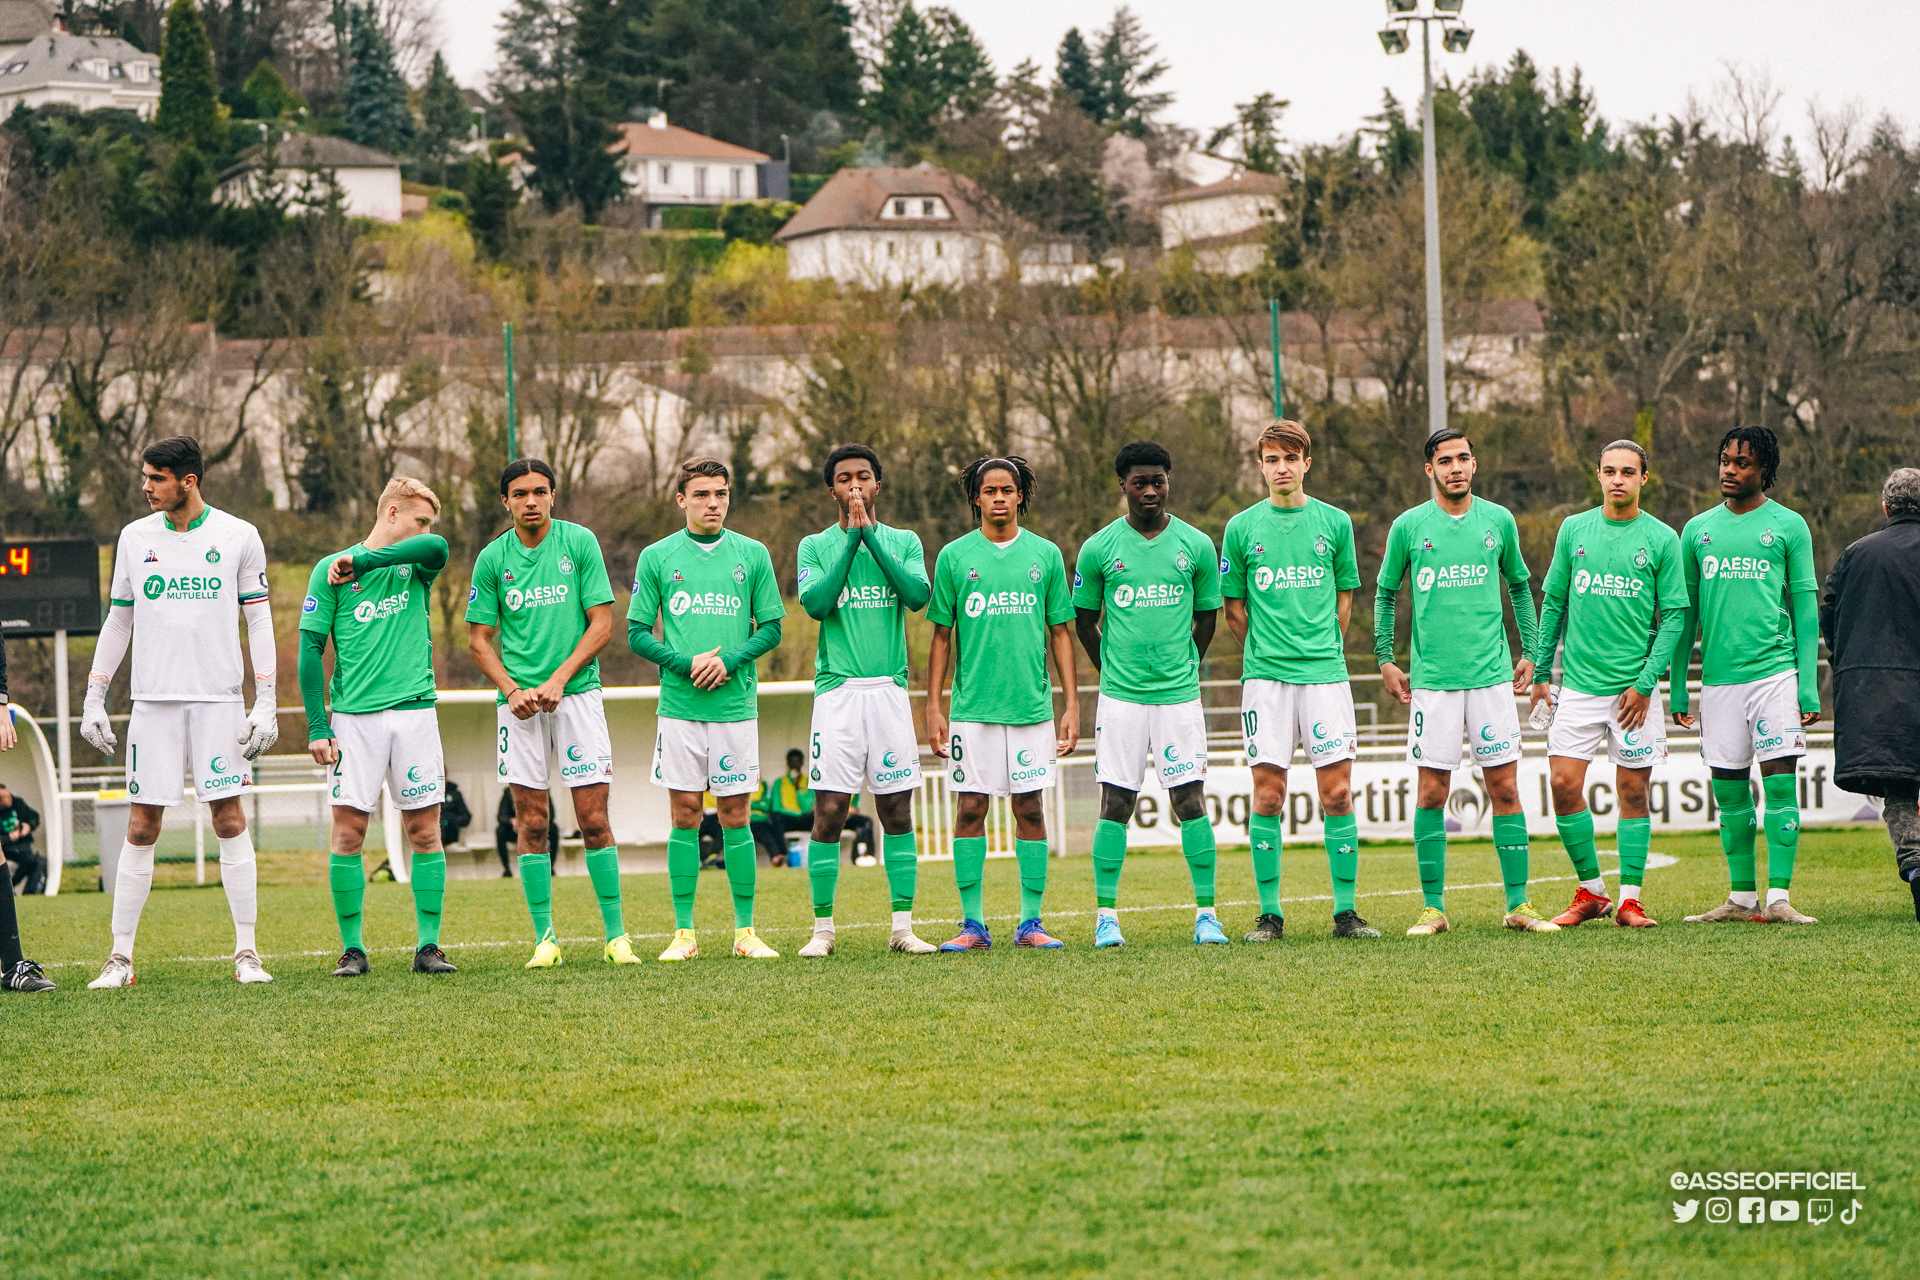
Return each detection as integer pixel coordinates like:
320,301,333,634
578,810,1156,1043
1550,887,1614,927
1615,898,1659,927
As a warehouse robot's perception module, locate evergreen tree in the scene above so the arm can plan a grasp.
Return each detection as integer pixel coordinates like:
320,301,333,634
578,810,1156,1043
862,3,994,152
240,59,306,120
1206,92,1287,173
1092,6,1170,138
156,0,223,155
494,0,621,221
344,3,416,157
1055,28,1101,121
464,154,517,258
418,52,471,183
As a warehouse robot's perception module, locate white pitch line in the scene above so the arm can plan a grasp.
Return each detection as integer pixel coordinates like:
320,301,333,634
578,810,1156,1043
38,856,1675,970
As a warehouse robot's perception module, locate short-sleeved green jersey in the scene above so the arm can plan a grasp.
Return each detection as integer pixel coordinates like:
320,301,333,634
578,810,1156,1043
1679,499,1817,686
1072,516,1222,705
1220,497,1360,685
928,528,1075,725
1378,497,1530,691
300,543,438,714
797,522,925,693
1535,509,1686,697
465,520,615,702
628,529,785,723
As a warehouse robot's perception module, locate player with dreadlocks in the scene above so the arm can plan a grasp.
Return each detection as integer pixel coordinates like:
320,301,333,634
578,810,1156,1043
925,457,1080,950
1670,425,1823,924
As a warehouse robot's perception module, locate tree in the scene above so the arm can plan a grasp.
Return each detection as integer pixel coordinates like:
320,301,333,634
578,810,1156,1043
1207,92,1287,174
1054,28,1101,121
862,2,995,153
495,0,622,221
156,0,224,155
463,153,517,257
1461,53,1610,231
345,2,416,156
1091,6,1170,138
417,51,470,182
239,59,307,120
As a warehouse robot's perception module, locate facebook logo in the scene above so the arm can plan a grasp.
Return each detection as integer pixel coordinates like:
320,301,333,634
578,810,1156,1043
1738,1198,1767,1223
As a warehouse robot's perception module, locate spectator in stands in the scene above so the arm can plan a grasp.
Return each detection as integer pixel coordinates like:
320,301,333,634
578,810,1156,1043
0,781,44,896
1820,466,1920,921
749,779,787,866
440,779,471,852
495,788,560,877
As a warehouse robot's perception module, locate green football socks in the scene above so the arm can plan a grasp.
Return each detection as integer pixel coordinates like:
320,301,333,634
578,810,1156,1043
1492,813,1530,911
1712,778,1758,893
883,832,918,912
1249,813,1282,916
1413,807,1447,909
1762,773,1800,890
667,829,700,929
518,854,554,943
808,840,839,918
329,853,364,952
1616,816,1651,899
1092,818,1128,908
1323,812,1360,914
952,835,987,923
1180,816,1217,909
723,826,757,928
1556,809,1601,881
1014,838,1049,920
409,851,445,948
584,847,625,941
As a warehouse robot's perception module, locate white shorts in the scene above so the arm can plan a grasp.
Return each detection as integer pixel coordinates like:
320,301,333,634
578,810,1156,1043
329,707,444,812
1408,684,1522,771
651,717,760,796
946,721,1057,796
1699,671,1806,770
1546,686,1668,769
809,677,922,795
126,700,249,806
1242,679,1358,770
1094,694,1208,792
498,689,612,790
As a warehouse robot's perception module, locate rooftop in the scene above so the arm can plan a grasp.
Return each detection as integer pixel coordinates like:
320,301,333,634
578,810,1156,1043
775,164,1030,241
1160,171,1285,206
217,134,402,182
610,116,768,163
0,30,155,96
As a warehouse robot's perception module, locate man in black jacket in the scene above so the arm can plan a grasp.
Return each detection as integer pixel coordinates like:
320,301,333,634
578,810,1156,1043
1820,467,1920,921
0,781,43,895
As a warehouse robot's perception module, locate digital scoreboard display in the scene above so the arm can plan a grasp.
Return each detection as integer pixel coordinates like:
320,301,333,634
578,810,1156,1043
0,538,103,637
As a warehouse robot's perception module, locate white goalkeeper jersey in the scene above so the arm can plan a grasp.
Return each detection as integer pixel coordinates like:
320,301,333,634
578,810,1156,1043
109,506,270,702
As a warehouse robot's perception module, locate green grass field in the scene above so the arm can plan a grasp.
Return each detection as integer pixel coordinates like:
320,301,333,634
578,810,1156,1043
5,830,1914,1279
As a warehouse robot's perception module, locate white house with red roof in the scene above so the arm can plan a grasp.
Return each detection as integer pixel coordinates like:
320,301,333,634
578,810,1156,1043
611,113,770,226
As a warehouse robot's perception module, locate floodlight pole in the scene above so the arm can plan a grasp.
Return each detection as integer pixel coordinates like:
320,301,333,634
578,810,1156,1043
503,320,518,461
1418,18,1446,444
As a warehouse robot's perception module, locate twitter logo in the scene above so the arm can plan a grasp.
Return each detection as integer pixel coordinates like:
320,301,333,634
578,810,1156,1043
1673,1200,1700,1223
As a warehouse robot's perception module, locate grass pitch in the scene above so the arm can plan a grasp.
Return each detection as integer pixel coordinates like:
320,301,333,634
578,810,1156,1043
4,830,1914,1279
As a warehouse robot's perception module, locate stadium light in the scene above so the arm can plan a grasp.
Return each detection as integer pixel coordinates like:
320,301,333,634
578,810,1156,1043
1376,0,1476,446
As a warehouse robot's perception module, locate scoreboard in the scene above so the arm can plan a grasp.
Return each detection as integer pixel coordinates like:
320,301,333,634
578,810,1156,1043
0,538,102,638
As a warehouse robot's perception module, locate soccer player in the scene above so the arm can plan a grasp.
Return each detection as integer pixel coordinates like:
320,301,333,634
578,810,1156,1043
1222,421,1378,941
466,459,638,966
301,476,458,976
1376,429,1554,935
1528,442,1688,928
1074,440,1225,948
795,444,936,957
1670,426,1822,925
80,435,281,986
628,457,785,961
925,456,1080,951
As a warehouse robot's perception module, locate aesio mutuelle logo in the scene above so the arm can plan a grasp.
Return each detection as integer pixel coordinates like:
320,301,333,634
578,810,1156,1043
145,573,222,601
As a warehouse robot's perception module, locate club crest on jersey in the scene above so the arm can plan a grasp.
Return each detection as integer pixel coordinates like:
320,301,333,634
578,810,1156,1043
1028,562,1041,583
1313,534,1329,558
1175,550,1191,572
733,563,746,584
1483,529,1496,550
205,546,221,564
1760,528,1776,547
559,555,574,575
396,565,411,579
142,549,158,563
1633,548,1649,568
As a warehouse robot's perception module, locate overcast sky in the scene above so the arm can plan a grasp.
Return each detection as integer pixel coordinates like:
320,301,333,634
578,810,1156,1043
441,0,1920,155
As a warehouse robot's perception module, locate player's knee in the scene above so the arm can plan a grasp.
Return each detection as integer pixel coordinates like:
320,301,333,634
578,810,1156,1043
209,806,247,840
1169,787,1207,825
1318,780,1352,813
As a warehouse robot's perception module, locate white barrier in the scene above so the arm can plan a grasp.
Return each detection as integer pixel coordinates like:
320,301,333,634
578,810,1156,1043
1125,749,1880,848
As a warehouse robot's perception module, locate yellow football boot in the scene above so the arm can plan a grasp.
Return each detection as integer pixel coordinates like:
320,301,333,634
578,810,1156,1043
604,935,643,964
733,928,779,959
525,931,564,968
657,929,698,962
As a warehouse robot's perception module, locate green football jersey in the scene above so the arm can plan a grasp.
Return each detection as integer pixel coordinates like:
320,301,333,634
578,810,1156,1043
1679,498,1817,686
1220,497,1360,685
797,522,925,693
628,529,785,723
300,542,438,714
928,528,1075,725
1535,508,1686,696
1072,515,1222,705
1377,497,1530,691
465,520,615,702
